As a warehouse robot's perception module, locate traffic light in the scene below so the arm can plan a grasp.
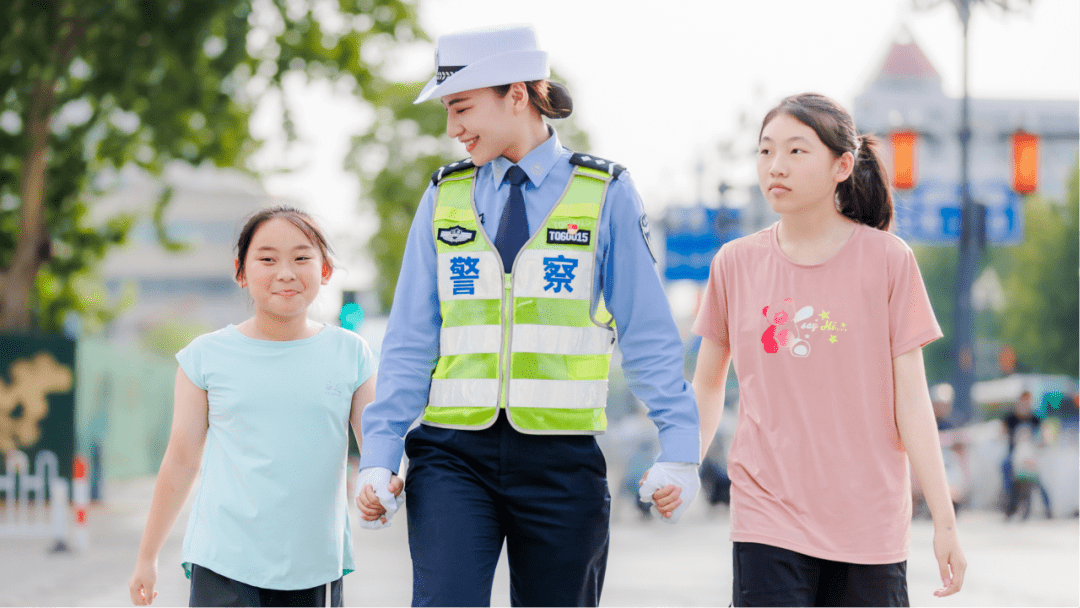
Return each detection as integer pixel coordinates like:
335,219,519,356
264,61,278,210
340,290,363,331
889,130,918,190
340,302,364,331
1011,130,1038,194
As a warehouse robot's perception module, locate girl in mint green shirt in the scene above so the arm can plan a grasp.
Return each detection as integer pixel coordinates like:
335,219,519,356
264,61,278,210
128,206,399,607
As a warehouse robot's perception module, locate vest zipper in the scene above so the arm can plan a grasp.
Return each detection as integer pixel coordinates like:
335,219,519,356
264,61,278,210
501,272,513,409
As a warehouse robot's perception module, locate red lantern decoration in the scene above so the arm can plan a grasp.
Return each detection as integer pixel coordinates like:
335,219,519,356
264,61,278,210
889,130,918,190
1011,130,1039,194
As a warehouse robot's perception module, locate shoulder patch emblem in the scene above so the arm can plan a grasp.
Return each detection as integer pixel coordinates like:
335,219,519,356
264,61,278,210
569,152,625,178
437,225,476,246
431,158,476,185
639,213,657,263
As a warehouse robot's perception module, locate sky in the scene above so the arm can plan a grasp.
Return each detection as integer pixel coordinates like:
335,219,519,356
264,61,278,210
252,0,1080,295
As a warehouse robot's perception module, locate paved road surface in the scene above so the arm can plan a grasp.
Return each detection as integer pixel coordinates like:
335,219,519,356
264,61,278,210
1,477,1077,606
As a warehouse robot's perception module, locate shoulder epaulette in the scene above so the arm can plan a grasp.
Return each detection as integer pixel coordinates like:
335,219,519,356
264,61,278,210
569,153,625,178
431,158,476,185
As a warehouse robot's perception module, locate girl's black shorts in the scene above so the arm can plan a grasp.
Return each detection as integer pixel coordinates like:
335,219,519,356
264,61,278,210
732,542,908,607
189,563,342,607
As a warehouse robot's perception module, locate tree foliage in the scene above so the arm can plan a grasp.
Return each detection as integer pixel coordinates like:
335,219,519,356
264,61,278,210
911,243,960,384
1000,166,1079,376
0,0,424,332
913,165,1080,382
348,70,592,311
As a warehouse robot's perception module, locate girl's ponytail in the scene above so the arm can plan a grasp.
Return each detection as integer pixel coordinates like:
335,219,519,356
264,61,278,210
836,134,892,230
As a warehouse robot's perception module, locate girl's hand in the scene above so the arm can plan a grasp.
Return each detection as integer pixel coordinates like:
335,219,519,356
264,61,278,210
638,469,683,519
355,470,404,523
650,483,683,518
128,558,159,605
638,462,699,523
932,524,966,597
389,474,404,498
356,484,387,522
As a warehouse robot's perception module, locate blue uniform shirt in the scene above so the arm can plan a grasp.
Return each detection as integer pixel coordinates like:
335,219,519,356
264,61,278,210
360,128,700,471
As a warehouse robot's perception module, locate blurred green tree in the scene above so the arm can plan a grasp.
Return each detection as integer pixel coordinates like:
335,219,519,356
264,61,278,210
911,244,959,384
1000,166,1079,376
0,0,423,332
914,165,1080,382
347,70,591,311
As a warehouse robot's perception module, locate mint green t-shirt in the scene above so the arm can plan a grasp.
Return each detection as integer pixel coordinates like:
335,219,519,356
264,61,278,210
175,324,377,590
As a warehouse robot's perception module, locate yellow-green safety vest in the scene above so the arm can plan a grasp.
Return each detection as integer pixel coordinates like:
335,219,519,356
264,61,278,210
425,162,617,434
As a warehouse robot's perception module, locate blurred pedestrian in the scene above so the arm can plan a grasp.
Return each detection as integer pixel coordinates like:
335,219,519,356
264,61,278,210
128,206,397,607
1000,390,1052,519
355,25,701,607
693,93,966,606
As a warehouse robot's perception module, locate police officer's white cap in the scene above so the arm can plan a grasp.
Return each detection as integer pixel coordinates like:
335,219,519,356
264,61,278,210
414,25,549,104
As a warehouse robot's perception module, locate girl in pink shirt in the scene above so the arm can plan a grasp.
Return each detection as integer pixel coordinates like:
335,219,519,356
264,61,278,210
692,93,966,606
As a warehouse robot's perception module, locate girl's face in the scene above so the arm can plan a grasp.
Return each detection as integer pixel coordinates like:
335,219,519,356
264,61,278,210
442,86,522,166
236,217,330,320
758,113,852,217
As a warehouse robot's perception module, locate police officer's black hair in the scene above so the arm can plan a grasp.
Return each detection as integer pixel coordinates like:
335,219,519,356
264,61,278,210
492,80,573,119
234,205,335,282
761,93,892,230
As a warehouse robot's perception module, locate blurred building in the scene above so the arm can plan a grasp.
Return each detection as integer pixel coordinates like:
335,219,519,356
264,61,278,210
854,36,1079,227
93,163,276,346
743,36,1079,237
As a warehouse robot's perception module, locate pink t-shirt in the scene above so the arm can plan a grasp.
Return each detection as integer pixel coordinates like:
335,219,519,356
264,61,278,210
692,222,942,564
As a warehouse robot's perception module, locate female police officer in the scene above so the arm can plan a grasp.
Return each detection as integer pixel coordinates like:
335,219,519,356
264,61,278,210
355,25,701,607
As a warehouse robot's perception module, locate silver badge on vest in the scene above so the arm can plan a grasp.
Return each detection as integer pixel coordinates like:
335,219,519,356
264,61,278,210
438,226,476,246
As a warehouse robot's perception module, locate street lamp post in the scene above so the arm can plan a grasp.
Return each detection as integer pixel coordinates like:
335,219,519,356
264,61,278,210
950,0,984,426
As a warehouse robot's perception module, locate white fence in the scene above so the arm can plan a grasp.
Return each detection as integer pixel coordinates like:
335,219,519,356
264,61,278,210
0,449,69,543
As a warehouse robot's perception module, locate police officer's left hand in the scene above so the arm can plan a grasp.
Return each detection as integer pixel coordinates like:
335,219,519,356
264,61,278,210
638,462,700,524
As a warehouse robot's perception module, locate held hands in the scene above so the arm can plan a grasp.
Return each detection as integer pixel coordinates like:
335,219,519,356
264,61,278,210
128,558,159,605
355,466,404,529
932,523,967,597
637,462,700,524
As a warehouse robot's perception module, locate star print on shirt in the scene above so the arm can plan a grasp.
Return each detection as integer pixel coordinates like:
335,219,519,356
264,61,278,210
829,335,839,344
819,311,830,320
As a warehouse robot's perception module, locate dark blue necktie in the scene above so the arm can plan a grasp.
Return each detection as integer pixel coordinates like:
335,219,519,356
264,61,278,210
495,165,530,272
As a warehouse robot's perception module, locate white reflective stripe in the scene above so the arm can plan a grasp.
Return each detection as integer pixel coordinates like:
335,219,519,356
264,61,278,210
437,250,502,300
512,324,614,355
441,325,501,355
509,379,608,409
513,249,593,300
429,378,499,408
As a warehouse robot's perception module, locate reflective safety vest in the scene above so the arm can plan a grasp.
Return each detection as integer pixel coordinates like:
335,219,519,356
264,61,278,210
425,155,622,434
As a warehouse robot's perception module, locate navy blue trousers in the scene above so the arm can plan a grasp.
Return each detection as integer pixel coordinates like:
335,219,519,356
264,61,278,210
404,410,610,607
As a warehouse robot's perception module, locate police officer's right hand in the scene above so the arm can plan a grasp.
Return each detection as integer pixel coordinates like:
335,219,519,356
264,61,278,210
355,467,403,529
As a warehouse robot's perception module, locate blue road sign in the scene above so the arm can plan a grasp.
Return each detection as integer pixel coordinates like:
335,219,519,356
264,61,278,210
893,179,1023,245
663,206,742,282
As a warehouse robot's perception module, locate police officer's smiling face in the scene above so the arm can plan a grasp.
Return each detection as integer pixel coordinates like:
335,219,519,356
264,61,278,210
442,87,520,165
